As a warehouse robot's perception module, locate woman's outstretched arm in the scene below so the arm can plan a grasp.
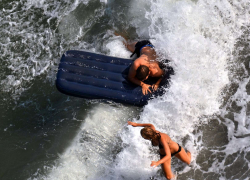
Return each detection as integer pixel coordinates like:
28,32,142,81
127,121,155,130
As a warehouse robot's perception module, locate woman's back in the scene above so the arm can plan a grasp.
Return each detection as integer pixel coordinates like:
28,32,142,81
158,132,180,155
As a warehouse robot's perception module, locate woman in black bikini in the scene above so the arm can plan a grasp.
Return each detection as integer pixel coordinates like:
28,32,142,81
128,121,191,180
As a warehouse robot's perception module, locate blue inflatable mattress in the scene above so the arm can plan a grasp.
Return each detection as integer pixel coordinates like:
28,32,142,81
56,50,173,106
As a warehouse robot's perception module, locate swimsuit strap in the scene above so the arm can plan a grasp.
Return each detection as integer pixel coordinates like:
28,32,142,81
140,44,154,52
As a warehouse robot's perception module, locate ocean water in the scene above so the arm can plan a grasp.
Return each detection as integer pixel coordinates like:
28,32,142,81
0,0,250,179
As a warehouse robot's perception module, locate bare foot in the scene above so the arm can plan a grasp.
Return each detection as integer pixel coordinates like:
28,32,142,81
113,31,136,52
114,31,130,41
114,31,127,45
170,172,178,180
114,31,120,37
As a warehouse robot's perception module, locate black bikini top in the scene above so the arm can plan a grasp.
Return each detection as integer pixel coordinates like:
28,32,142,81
159,143,164,149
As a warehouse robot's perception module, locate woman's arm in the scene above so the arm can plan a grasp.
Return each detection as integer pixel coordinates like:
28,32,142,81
127,121,155,130
152,77,162,91
150,135,171,167
127,61,144,86
128,62,152,95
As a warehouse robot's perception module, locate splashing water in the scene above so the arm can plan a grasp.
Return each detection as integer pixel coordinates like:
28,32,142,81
1,0,250,179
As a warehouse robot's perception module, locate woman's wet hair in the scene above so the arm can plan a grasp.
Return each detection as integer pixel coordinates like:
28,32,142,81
140,127,160,146
136,65,149,81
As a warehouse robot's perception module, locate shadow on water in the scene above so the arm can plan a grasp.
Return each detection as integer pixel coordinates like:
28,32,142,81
0,75,94,180
0,73,141,180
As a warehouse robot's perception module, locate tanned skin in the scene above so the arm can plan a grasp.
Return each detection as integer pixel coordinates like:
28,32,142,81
115,32,164,95
128,121,191,180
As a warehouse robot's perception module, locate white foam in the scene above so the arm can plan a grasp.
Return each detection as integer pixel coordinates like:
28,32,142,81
100,0,248,178
0,0,92,97
45,0,246,178
99,0,107,4
3,0,248,179
103,33,131,58
44,104,136,180
222,76,250,153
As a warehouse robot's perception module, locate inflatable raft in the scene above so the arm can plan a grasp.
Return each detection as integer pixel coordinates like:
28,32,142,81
56,50,173,106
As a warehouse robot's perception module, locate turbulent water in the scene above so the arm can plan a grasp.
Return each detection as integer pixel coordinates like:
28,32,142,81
0,0,250,179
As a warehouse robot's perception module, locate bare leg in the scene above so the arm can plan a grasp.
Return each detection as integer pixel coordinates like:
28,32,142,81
161,156,175,180
114,31,137,53
125,42,137,53
175,148,191,165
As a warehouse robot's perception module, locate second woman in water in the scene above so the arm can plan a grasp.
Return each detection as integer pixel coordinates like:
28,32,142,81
128,121,191,180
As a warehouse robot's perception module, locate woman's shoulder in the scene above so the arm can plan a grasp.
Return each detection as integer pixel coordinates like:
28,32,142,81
159,133,171,140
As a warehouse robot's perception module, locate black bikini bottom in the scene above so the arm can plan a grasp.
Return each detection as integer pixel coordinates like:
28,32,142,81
160,144,182,158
